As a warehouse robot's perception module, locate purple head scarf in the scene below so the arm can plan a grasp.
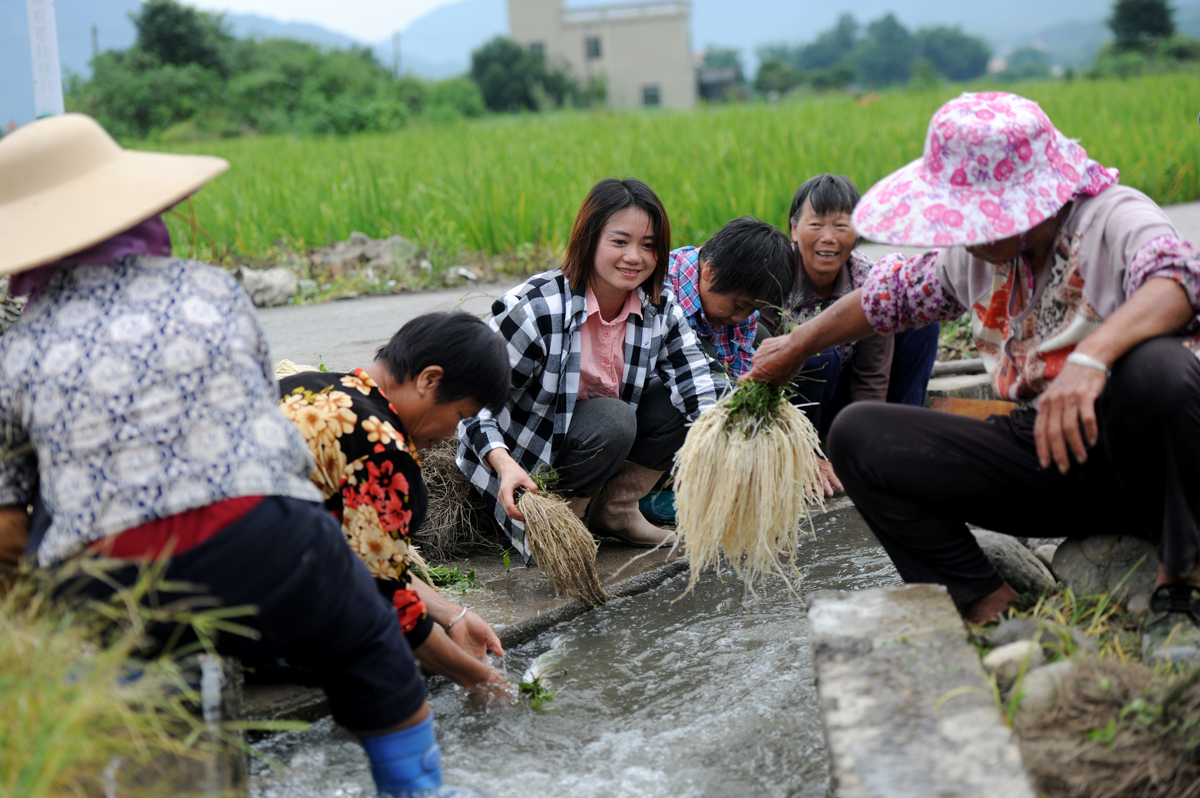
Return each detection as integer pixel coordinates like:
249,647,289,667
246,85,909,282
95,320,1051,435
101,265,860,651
9,214,172,306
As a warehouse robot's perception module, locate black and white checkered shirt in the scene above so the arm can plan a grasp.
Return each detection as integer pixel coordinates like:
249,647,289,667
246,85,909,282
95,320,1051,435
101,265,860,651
456,269,717,561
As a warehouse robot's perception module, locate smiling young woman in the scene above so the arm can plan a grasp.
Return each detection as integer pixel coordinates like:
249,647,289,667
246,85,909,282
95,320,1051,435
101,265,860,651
455,178,719,558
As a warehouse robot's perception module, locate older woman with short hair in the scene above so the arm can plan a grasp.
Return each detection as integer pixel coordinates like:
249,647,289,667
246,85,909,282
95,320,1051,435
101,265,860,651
758,173,940,494
747,92,1200,662
458,178,718,558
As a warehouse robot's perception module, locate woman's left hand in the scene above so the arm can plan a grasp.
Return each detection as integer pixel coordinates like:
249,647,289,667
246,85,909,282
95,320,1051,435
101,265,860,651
448,609,505,663
1034,362,1107,474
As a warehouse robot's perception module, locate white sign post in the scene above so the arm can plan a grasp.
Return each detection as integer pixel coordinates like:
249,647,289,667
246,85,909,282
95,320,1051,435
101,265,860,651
27,0,64,118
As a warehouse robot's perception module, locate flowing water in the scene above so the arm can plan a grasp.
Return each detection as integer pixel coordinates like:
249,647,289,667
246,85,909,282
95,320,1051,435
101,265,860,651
250,506,900,798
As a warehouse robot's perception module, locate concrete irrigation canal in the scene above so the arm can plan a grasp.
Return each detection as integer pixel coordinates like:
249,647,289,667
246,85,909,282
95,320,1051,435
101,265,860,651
238,502,1030,798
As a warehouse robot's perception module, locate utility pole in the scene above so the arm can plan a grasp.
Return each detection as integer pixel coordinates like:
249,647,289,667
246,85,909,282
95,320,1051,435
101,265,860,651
392,31,401,77
26,0,64,118
91,23,98,60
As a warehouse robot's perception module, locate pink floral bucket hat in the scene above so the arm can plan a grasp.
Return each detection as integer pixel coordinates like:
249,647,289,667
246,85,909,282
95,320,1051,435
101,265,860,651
852,92,1119,248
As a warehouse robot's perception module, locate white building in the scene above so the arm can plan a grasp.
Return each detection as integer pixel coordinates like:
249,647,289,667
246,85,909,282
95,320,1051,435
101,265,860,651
508,0,697,110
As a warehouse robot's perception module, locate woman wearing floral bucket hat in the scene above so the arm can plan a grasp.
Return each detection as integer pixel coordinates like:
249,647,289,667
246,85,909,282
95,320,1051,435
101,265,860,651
0,114,485,797
746,92,1200,662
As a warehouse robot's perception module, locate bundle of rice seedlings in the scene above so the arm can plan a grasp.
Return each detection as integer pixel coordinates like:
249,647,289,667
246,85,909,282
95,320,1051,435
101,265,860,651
517,468,607,605
420,437,494,560
672,381,825,596
273,359,319,379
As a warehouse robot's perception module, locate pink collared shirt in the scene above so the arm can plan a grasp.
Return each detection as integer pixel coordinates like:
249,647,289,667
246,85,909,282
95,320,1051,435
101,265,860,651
578,285,642,400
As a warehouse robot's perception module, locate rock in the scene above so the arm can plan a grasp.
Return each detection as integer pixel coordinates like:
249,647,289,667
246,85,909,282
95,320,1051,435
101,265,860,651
307,232,417,278
972,528,1056,595
981,617,1097,656
236,266,298,307
1052,536,1158,614
1017,659,1075,717
982,640,1044,688
361,234,416,268
1033,544,1057,572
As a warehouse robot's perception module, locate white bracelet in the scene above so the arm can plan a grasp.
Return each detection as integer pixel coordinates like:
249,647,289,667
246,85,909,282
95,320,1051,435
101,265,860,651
444,607,468,631
1066,352,1111,378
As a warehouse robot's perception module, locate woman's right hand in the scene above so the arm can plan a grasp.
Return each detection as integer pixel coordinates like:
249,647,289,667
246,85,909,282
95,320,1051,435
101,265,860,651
744,327,813,386
485,449,538,522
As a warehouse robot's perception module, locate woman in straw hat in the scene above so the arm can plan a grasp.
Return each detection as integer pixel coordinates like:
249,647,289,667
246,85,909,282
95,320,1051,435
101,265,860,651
746,92,1200,661
0,114,484,797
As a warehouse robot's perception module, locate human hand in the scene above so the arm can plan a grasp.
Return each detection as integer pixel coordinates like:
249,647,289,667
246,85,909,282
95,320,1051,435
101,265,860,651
816,459,843,498
743,330,810,386
466,668,518,708
448,609,505,663
1034,361,1107,474
488,450,538,522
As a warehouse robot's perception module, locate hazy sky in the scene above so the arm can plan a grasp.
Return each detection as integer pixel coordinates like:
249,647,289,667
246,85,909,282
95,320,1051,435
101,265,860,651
188,0,458,39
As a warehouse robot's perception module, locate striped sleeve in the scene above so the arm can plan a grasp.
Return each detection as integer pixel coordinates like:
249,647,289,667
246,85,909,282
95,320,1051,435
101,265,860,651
462,289,547,458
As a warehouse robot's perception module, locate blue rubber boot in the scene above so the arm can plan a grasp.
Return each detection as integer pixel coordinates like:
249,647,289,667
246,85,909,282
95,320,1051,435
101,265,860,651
638,489,676,525
359,712,443,795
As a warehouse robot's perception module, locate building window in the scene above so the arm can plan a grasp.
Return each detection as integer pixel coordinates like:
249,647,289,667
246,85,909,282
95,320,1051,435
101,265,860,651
643,85,661,107
585,36,601,59
529,42,545,63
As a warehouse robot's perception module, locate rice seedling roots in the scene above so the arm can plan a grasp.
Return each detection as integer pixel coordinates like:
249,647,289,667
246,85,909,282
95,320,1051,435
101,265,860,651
517,490,608,605
672,382,825,597
420,437,494,560
1016,659,1200,798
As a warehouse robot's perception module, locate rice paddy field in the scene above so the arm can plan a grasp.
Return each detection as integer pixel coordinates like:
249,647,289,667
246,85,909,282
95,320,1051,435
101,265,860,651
157,74,1200,264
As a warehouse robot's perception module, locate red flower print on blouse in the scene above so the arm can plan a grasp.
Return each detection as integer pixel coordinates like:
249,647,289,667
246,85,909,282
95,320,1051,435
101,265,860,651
393,589,428,633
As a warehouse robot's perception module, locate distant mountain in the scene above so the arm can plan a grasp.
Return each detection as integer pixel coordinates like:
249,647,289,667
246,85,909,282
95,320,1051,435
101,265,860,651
227,13,360,49
374,0,508,79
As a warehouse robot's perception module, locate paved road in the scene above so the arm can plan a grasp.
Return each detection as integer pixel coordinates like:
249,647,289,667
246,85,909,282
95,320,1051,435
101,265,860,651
259,201,1200,370
258,282,518,372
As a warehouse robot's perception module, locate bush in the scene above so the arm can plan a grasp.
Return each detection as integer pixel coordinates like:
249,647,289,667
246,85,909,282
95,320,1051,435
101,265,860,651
426,77,487,119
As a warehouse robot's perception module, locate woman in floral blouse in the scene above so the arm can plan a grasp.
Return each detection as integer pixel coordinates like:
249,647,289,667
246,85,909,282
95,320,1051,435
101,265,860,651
747,92,1200,662
279,311,514,703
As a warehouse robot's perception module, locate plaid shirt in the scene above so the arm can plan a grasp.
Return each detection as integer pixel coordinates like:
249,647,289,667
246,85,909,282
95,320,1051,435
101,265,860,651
667,246,759,379
457,269,718,561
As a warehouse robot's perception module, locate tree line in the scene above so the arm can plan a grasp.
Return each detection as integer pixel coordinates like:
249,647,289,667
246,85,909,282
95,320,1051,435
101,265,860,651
67,0,487,140
56,0,1200,141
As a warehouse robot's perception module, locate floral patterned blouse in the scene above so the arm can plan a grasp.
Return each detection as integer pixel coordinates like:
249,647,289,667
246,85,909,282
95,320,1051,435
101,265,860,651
278,369,433,647
861,186,1200,404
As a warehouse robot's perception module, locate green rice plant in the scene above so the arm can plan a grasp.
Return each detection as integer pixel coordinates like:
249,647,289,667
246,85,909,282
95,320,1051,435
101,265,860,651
417,563,479,592
517,675,556,712
0,561,302,797
146,74,1200,267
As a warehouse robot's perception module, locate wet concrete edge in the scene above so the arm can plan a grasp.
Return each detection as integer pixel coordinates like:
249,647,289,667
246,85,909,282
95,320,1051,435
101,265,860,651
497,559,691,648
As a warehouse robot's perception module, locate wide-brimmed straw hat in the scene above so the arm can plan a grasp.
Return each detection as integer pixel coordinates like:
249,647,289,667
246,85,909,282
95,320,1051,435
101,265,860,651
0,113,228,276
852,92,1117,248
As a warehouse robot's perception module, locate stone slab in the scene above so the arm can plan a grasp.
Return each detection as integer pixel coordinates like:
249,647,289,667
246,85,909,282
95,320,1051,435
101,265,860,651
809,584,1034,798
925,372,998,401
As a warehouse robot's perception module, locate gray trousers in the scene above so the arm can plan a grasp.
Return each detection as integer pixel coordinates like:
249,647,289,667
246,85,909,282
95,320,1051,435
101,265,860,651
552,377,688,497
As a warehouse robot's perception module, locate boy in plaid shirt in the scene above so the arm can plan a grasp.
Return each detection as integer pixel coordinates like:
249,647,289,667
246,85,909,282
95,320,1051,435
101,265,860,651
667,217,795,382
